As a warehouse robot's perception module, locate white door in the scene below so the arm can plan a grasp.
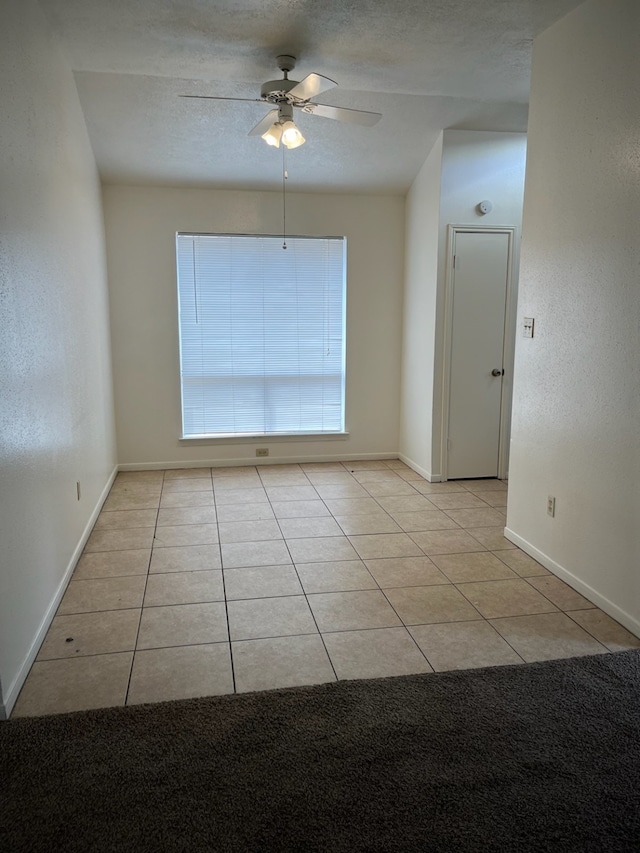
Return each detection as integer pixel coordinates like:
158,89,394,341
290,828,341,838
447,230,510,479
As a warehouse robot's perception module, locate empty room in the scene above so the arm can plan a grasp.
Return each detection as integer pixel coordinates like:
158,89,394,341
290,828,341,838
2,0,639,849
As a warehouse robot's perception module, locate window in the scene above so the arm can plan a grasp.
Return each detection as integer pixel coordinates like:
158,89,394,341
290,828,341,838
176,233,346,439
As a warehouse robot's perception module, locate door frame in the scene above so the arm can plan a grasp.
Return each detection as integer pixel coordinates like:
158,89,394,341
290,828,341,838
439,225,518,482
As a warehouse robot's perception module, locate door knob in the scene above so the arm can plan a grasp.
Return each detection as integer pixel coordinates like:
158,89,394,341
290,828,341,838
491,368,503,377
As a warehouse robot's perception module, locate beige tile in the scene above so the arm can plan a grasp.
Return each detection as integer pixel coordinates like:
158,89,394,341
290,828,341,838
216,502,276,522
352,470,405,484
461,479,508,491
349,533,423,560
391,510,459,532
162,478,212,493
159,491,215,509
527,575,596,611
412,481,469,494
308,590,401,632
115,470,164,484
335,513,401,535
218,519,283,544
364,556,448,588
296,560,376,594
213,474,263,490
396,469,428,482
223,565,303,600
384,585,480,625
149,544,221,573
468,527,516,550
427,493,489,510
409,529,486,555
314,482,369,500
74,549,150,579
381,459,409,470
324,627,432,680
495,549,550,577
221,540,292,569
144,571,224,606
152,523,219,547
300,461,347,472
431,552,517,583
321,497,382,516
227,595,317,640
409,621,523,671
94,510,157,530
363,480,421,497
305,471,358,486
375,495,436,513
270,499,330,519
286,536,359,564
164,467,212,479
258,472,311,488
213,487,268,505
342,460,389,471
567,609,640,651
490,612,607,662
12,653,132,717
471,490,508,507
265,485,319,502
127,644,233,704
85,527,154,552
109,481,162,497
233,634,335,693
137,602,228,648
459,579,558,619
37,610,140,660
58,576,146,614
211,465,257,476
443,508,507,528
157,506,217,526
278,516,344,539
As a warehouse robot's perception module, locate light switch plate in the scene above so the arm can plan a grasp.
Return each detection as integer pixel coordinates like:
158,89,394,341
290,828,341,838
523,317,535,338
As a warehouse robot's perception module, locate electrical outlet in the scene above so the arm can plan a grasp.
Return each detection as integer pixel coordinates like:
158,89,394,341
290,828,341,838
255,448,269,458
76,481,81,501
547,495,555,517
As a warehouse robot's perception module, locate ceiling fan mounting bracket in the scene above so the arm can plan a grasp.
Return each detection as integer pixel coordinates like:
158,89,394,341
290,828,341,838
276,54,297,74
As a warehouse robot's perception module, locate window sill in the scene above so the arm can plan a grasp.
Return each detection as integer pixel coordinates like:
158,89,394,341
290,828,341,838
179,432,350,444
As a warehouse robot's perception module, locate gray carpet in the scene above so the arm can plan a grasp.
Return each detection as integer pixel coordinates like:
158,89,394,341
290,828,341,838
2,650,640,852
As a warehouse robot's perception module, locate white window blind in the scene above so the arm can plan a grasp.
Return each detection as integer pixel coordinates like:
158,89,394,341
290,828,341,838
176,233,346,438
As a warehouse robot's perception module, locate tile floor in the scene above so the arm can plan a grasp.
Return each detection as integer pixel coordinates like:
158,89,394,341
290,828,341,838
12,460,640,716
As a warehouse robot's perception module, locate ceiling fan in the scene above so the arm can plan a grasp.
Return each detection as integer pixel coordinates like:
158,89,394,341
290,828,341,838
181,55,382,149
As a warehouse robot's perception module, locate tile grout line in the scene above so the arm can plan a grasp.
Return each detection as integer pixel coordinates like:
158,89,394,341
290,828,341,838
123,470,164,706
214,468,239,694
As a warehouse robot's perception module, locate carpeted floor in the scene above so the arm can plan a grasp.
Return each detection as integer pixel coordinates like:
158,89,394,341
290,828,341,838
2,650,640,852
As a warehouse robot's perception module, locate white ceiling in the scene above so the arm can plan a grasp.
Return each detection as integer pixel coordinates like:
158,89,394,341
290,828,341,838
39,0,584,193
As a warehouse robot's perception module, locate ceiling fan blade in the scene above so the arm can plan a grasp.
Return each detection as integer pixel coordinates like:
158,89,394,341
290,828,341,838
303,103,382,126
248,109,279,137
288,73,337,101
180,95,263,103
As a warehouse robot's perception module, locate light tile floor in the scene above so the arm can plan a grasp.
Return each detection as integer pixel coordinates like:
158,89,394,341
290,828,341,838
12,460,640,717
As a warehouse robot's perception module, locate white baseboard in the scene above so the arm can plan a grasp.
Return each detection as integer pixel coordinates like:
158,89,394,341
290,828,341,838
504,527,640,640
397,453,440,482
2,465,119,719
119,452,400,471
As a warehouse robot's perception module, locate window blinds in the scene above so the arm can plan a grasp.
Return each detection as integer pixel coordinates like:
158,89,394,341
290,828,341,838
176,233,346,438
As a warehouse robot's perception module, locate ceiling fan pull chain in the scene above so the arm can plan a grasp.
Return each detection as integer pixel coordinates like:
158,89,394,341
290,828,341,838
282,146,287,250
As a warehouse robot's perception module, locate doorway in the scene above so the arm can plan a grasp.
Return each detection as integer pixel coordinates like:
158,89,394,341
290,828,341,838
441,226,516,481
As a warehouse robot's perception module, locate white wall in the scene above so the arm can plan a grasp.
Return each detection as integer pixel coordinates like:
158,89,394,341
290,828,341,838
401,130,527,479
0,0,117,716
400,135,443,478
507,0,640,635
103,186,405,467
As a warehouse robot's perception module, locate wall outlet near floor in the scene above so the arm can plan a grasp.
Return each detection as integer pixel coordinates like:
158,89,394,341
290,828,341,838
547,495,556,517
76,481,81,501
255,448,269,457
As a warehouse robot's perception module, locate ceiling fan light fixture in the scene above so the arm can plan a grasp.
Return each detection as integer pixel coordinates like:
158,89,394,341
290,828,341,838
261,122,283,148
280,120,305,149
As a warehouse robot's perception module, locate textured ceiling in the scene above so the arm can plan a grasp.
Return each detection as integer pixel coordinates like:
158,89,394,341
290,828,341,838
39,0,584,192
